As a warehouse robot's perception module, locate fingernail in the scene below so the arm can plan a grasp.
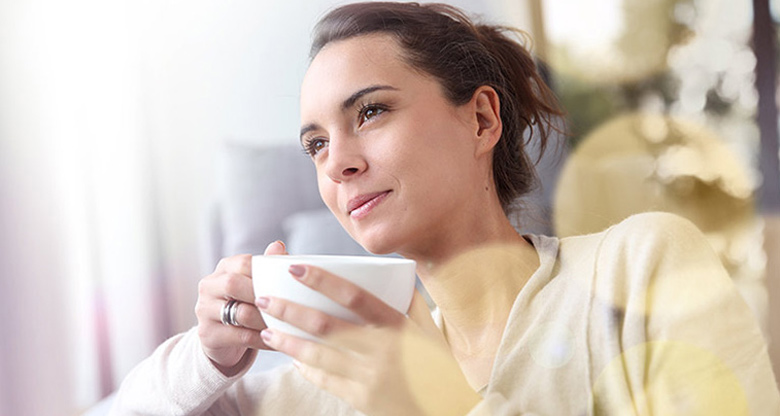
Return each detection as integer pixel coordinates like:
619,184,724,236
261,329,274,344
274,240,286,251
255,296,269,309
289,265,305,280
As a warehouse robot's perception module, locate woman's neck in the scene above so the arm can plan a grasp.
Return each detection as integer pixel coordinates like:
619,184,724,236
405,211,540,360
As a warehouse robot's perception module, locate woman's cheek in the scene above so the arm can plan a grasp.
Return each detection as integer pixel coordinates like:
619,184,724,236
317,176,338,210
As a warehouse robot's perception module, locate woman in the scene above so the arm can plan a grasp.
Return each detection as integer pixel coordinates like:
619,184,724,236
112,2,780,415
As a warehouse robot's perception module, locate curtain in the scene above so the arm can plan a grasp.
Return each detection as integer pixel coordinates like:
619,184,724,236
0,1,193,413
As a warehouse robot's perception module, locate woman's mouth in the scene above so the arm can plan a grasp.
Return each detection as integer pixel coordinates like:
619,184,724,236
347,191,391,220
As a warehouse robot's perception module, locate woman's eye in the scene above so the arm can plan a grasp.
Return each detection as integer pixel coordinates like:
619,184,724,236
358,105,385,126
303,138,328,157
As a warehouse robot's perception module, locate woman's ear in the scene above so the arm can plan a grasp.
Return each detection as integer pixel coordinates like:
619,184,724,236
471,86,502,157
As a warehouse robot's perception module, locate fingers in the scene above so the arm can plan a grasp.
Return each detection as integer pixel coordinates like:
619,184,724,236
289,265,403,326
256,296,356,339
198,320,268,350
264,240,288,256
212,239,286,277
195,245,290,369
295,360,365,406
261,328,361,380
207,241,289,304
215,254,252,276
200,296,266,330
199,271,256,304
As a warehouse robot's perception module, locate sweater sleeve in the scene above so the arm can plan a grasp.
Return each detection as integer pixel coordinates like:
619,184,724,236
591,212,780,415
109,326,258,416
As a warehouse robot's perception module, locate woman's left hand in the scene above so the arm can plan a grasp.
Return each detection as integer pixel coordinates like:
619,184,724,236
254,264,482,416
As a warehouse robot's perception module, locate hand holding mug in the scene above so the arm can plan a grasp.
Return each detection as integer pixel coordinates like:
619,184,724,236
252,257,480,416
194,241,287,375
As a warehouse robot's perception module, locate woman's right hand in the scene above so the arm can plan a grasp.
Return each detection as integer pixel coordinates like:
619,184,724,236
195,240,288,376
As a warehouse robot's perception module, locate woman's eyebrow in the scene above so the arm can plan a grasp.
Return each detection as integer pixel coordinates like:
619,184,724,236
300,85,399,143
299,124,318,144
340,84,398,110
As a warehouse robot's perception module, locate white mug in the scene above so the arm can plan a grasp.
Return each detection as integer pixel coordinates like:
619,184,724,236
252,254,416,341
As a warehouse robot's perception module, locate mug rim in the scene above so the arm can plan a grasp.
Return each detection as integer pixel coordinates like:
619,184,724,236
254,254,415,266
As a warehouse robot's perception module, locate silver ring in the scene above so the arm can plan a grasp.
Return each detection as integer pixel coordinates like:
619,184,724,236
221,299,240,326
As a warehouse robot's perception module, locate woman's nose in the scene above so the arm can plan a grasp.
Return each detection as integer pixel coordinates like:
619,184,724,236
325,139,367,182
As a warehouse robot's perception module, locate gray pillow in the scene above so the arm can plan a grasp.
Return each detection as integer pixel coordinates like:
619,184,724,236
283,208,368,255
216,144,324,257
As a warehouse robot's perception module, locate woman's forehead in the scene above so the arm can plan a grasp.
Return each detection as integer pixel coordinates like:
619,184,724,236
310,33,404,70
301,34,411,103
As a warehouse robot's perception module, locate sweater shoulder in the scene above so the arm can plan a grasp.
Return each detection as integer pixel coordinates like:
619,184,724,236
555,211,720,294
609,211,700,237
600,211,713,258
555,212,698,262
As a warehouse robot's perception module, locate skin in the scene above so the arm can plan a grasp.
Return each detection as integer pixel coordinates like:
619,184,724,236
299,35,513,263
195,242,287,376
196,33,541,414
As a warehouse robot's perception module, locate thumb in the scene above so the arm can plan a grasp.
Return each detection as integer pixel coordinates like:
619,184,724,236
263,240,288,256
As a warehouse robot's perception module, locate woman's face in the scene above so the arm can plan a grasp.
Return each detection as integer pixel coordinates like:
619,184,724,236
300,34,486,255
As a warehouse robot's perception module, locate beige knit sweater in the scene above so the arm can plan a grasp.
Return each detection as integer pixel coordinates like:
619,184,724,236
111,212,780,415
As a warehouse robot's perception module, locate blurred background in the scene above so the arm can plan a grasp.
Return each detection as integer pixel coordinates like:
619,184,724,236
1,0,779,414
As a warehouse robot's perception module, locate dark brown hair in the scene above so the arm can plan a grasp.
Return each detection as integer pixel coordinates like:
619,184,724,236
311,2,563,213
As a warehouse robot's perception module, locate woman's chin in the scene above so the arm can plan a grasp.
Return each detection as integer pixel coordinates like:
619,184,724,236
353,231,403,256
344,218,410,256
358,239,397,256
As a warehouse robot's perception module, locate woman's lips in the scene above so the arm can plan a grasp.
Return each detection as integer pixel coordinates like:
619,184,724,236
347,191,391,220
